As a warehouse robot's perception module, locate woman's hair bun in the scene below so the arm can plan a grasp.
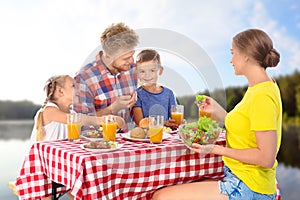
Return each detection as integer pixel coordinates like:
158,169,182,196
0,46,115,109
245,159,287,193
263,48,280,68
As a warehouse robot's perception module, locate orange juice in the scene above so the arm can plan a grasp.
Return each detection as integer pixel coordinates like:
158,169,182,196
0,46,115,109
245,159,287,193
67,123,81,140
102,123,118,141
149,127,163,143
171,113,183,125
198,109,212,118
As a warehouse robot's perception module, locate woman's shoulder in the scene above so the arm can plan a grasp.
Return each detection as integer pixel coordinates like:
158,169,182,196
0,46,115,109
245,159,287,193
251,81,280,97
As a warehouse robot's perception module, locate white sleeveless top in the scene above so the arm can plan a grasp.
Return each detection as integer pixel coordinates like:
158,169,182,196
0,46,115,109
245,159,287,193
29,102,68,148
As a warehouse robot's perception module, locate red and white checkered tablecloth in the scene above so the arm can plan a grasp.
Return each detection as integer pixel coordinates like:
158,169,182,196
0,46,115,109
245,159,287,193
16,133,225,200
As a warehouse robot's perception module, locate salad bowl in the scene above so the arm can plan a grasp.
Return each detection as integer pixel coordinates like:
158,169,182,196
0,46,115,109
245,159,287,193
178,116,221,146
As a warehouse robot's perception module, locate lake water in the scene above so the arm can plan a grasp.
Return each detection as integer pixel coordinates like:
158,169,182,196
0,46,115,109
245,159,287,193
0,120,299,200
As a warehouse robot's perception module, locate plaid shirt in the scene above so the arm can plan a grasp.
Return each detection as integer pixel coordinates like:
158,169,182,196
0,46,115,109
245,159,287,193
74,51,137,117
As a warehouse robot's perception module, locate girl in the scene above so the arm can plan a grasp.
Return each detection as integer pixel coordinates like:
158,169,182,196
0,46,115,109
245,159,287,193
30,75,124,145
29,75,124,200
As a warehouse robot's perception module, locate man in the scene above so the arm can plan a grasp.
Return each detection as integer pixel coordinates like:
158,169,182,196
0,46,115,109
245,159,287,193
74,22,139,122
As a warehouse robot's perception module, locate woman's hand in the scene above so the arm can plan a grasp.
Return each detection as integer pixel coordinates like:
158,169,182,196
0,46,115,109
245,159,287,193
196,96,227,124
187,143,216,154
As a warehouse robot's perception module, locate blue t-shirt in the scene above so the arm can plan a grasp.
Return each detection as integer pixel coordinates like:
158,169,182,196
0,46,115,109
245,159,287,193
134,86,177,120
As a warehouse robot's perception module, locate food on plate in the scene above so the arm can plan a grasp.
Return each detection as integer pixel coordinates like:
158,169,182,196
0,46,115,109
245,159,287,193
139,117,149,129
195,94,206,103
86,127,103,138
84,141,118,149
130,127,146,139
179,116,220,146
164,119,179,130
163,126,172,133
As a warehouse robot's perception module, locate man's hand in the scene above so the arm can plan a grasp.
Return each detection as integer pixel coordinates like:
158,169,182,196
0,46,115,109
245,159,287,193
128,91,137,108
111,91,137,114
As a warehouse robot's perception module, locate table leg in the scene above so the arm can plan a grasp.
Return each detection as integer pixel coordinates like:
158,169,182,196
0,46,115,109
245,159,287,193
51,181,70,200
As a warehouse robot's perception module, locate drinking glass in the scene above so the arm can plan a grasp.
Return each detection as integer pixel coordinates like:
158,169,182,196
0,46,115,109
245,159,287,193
148,115,164,144
102,115,118,141
198,107,212,118
171,105,184,125
67,113,82,141
118,109,132,132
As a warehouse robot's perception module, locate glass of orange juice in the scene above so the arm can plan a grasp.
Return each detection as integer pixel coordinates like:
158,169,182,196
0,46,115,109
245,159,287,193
102,115,118,141
171,105,184,125
148,115,164,144
198,108,212,118
67,113,82,141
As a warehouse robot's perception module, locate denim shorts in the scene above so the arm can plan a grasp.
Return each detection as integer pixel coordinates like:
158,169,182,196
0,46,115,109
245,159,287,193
218,166,276,200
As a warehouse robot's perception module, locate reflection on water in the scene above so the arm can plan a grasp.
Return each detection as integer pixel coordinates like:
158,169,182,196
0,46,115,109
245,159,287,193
0,120,33,140
0,140,29,200
277,164,300,200
0,120,299,199
277,123,300,168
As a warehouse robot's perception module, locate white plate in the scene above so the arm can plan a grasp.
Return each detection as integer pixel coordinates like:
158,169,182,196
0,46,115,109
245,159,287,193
121,132,172,142
165,128,179,134
81,133,103,141
80,143,123,153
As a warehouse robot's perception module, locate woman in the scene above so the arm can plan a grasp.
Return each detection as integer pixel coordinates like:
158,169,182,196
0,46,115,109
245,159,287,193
153,29,282,200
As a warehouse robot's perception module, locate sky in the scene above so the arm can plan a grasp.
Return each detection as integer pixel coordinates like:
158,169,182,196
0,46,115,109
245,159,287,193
0,0,299,105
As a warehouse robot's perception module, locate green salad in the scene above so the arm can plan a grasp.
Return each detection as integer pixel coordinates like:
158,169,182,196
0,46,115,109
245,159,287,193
195,94,206,103
179,116,220,146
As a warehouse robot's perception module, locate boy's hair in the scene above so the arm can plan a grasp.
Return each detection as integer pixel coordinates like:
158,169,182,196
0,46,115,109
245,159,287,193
101,22,139,56
36,75,69,141
136,49,161,66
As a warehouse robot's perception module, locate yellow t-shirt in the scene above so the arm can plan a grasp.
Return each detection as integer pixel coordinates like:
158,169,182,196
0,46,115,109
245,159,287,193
224,81,282,194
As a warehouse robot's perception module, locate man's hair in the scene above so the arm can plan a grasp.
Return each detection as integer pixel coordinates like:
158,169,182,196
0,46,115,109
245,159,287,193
101,22,139,56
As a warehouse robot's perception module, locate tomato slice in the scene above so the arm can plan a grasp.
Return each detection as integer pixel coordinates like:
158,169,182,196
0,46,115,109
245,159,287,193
193,138,200,143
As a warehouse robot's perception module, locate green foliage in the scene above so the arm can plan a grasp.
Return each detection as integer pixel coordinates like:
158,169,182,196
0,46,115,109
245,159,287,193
224,86,247,111
277,70,300,119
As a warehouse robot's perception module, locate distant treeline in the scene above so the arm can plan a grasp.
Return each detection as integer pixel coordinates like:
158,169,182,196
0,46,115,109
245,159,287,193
0,100,40,120
179,70,300,123
1,70,300,122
